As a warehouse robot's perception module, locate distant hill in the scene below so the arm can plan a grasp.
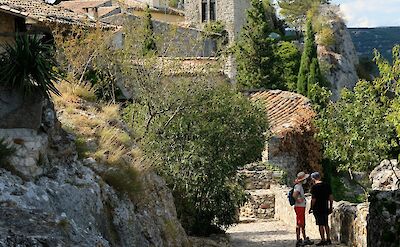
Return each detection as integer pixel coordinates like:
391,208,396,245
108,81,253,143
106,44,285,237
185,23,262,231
348,27,400,61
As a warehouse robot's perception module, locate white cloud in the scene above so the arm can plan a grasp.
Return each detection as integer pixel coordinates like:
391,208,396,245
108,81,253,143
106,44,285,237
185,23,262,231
333,0,400,27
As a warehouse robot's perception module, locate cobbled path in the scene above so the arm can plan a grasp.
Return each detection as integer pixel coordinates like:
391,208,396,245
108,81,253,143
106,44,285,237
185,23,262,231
227,220,345,247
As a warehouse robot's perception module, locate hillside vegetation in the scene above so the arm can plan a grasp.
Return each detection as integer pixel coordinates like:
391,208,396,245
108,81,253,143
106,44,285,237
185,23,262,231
51,17,268,236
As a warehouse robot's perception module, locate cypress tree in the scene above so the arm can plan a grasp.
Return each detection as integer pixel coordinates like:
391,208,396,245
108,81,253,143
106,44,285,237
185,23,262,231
235,0,279,90
297,18,318,95
297,18,329,110
142,5,157,56
307,58,318,97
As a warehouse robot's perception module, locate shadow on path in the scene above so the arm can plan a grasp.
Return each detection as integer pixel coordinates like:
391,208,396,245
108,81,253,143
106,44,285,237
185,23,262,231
227,220,346,247
228,220,297,247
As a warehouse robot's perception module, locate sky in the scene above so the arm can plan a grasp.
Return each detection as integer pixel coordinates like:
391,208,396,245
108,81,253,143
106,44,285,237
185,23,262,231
332,0,400,27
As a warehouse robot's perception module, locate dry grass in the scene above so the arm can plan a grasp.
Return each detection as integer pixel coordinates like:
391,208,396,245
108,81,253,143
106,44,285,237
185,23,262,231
54,80,144,200
54,80,141,167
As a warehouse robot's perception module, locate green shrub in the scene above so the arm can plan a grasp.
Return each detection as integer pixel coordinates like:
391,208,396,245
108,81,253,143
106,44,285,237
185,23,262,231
317,46,400,172
203,21,226,36
126,82,268,235
317,27,335,47
274,41,301,91
168,0,178,8
235,0,280,90
0,34,60,97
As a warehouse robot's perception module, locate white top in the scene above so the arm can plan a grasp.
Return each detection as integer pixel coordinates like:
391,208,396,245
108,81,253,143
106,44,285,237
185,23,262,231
294,183,306,207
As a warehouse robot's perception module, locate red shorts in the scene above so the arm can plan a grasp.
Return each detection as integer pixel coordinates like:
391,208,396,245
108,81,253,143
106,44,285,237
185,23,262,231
294,206,306,227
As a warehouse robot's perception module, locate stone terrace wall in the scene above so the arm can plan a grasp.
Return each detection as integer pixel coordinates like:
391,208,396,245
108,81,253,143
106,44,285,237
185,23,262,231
239,163,284,190
240,190,275,220
273,185,320,239
330,201,368,247
273,185,372,247
368,190,400,247
238,163,284,221
242,159,399,246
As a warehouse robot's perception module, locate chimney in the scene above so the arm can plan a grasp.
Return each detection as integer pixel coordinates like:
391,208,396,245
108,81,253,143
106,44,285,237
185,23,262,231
88,7,99,19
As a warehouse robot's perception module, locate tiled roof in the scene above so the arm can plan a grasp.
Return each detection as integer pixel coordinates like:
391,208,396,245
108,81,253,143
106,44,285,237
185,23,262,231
122,0,147,10
98,6,120,18
128,57,223,76
159,57,223,76
122,0,184,16
59,0,111,14
250,90,315,137
0,0,95,25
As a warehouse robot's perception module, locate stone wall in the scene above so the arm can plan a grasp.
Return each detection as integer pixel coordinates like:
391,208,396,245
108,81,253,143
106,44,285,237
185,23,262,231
240,190,275,220
231,0,249,42
330,201,368,247
273,185,400,247
0,88,44,130
239,163,285,190
368,190,400,247
185,0,250,43
152,19,217,57
263,131,322,185
263,136,298,184
238,163,284,221
273,185,370,246
0,12,15,49
369,160,400,191
273,185,321,239
107,14,217,57
241,158,399,246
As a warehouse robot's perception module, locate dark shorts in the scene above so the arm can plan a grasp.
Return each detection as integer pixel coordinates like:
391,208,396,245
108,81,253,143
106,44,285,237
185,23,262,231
313,212,328,226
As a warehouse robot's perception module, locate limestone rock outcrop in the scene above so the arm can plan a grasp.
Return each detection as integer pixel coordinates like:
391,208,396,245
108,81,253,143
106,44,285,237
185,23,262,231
368,190,400,247
330,201,368,247
317,5,359,101
0,162,189,247
369,159,400,191
0,99,190,247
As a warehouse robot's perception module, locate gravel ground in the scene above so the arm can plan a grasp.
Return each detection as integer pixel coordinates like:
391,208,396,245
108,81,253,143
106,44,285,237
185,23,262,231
227,220,345,247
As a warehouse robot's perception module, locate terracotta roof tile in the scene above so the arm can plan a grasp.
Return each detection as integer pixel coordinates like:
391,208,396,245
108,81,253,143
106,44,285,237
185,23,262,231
0,0,102,26
59,0,111,13
131,57,223,76
98,6,120,18
250,90,315,137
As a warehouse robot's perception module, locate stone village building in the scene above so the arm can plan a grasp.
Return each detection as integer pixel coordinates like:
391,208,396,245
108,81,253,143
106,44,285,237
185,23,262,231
0,0,101,129
249,90,321,183
1,0,320,178
184,0,250,43
0,0,101,47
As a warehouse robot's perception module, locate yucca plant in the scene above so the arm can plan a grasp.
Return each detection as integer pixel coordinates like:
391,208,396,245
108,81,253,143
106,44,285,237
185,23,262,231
0,34,60,97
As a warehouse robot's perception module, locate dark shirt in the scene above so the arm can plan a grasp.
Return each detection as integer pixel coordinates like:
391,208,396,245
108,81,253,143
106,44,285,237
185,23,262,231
311,182,332,214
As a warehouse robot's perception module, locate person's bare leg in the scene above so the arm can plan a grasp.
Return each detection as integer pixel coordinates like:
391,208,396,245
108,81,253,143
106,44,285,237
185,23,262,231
319,226,326,241
325,225,331,241
301,226,307,240
296,226,301,241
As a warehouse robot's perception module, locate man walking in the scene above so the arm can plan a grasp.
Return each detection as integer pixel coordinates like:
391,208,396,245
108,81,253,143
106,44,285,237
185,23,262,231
310,172,333,246
293,172,313,246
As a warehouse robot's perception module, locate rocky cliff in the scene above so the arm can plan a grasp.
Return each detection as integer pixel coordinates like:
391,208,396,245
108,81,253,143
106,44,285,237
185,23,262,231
316,5,359,101
0,98,190,247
